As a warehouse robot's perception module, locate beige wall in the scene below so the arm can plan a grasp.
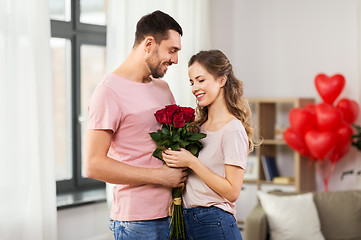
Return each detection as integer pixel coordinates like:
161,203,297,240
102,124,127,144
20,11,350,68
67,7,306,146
209,0,361,191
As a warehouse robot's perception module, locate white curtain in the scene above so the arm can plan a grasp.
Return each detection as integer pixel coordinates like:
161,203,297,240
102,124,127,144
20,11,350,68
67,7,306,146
0,0,57,239
107,0,210,107
106,0,211,205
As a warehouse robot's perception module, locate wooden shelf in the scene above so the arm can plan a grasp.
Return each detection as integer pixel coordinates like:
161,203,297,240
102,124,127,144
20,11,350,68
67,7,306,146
243,179,258,184
247,97,316,192
259,180,295,185
262,139,287,145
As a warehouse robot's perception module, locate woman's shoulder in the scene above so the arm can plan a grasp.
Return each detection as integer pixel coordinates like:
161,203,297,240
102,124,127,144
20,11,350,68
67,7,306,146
222,119,249,149
224,118,245,132
222,118,248,139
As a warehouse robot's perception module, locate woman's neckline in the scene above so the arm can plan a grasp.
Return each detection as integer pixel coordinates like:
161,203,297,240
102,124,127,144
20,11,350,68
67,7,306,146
201,118,238,133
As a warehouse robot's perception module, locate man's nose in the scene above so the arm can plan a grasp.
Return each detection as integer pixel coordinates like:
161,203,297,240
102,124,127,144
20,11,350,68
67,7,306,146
171,53,178,64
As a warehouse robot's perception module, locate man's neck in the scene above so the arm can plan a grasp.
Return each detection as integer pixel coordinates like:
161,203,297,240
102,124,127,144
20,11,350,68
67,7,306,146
113,50,151,83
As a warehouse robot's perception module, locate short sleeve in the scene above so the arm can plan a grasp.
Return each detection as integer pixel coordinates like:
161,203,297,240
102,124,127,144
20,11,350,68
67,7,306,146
221,122,248,170
168,85,176,104
87,85,122,132
158,79,176,104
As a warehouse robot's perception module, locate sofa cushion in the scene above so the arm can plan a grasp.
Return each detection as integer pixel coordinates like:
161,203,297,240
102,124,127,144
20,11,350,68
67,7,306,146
257,191,325,240
313,190,361,240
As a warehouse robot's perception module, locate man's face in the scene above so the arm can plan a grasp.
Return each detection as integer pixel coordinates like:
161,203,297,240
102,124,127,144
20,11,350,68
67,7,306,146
146,30,181,78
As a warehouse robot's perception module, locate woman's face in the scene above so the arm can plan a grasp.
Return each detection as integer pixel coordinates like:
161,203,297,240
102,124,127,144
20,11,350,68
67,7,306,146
188,62,225,107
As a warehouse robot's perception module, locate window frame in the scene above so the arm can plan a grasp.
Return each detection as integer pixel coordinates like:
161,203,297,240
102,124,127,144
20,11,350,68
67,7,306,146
51,0,107,194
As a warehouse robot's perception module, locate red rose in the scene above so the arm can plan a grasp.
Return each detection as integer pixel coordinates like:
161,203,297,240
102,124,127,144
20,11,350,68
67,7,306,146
181,107,195,123
173,111,185,128
165,104,179,111
155,108,167,124
164,104,179,124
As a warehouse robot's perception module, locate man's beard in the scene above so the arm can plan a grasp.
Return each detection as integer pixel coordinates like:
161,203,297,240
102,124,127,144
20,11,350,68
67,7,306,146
146,50,168,78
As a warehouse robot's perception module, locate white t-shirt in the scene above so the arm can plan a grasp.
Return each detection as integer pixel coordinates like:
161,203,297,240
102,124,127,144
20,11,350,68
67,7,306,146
182,118,248,216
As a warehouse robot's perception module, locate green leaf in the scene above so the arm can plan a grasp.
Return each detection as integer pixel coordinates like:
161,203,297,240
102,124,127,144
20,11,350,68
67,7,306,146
172,133,180,141
152,148,164,161
195,141,203,148
187,132,207,141
149,132,162,142
161,126,170,135
158,140,171,147
177,127,186,135
177,139,189,148
156,145,166,151
187,144,199,156
170,143,180,150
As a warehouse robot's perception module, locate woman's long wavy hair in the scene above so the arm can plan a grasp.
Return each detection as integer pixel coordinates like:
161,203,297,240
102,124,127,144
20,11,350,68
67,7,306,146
188,50,255,152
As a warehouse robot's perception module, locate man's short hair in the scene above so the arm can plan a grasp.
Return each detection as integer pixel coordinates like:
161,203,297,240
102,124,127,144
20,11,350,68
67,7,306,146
134,10,183,46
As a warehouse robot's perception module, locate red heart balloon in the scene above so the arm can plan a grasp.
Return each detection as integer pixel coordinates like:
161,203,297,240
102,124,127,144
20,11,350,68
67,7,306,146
336,98,360,124
283,128,310,157
315,74,345,104
304,103,316,115
329,123,353,163
305,130,336,160
335,123,354,144
330,142,351,163
289,108,316,135
315,103,343,130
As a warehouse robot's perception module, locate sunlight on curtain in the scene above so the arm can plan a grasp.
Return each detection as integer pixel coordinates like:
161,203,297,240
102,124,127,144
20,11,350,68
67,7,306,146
0,0,57,239
105,0,210,206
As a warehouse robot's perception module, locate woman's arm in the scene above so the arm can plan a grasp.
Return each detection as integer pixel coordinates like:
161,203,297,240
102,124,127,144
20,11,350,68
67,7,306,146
162,148,244,202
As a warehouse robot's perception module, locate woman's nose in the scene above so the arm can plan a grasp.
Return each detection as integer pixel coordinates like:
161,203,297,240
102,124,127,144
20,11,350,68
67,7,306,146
192,83,198,94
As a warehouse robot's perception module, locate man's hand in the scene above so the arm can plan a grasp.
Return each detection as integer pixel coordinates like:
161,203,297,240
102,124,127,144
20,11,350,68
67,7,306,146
158,165,188,188
86,129,188,186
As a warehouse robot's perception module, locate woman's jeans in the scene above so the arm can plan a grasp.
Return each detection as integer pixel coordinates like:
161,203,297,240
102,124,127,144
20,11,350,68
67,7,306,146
183,206,243,240
108,217,170,240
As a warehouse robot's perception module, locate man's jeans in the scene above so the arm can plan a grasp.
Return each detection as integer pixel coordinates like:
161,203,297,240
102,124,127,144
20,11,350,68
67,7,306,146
108,217,171,240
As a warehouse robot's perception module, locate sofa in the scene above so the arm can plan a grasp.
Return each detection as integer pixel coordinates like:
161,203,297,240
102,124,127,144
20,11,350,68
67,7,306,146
244,190,361,240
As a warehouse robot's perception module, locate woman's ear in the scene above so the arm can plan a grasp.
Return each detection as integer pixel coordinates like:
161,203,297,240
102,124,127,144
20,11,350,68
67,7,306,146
144,36,155,53
219,75,228,87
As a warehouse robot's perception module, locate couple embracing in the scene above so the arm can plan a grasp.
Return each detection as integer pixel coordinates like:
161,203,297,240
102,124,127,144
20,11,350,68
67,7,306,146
85,10,255,240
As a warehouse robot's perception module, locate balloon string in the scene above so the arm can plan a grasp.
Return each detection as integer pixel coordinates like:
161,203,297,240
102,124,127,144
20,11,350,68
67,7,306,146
317,160,327,192
317,159,336,192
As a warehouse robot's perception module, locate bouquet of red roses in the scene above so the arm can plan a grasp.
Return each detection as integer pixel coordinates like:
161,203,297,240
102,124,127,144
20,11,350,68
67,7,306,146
149,104,206,240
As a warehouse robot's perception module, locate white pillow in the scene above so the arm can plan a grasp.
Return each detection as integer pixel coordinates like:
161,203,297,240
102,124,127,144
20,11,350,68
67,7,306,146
257,191,324,240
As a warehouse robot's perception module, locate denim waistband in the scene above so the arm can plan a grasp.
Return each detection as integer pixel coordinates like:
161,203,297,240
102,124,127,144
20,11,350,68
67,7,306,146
182,206,225,214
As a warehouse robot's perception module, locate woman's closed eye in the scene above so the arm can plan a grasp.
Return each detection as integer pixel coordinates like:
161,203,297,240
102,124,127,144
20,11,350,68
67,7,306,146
190,79,205,86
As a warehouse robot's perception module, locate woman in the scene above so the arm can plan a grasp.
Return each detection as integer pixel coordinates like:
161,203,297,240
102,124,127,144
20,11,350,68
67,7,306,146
162,50,255,240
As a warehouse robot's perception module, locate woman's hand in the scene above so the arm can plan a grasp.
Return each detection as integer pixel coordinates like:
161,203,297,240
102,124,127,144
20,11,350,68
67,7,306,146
163,148,245,203
162,148,198,168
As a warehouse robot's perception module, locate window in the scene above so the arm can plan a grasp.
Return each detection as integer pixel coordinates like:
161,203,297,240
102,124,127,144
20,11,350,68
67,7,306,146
50,0,107,194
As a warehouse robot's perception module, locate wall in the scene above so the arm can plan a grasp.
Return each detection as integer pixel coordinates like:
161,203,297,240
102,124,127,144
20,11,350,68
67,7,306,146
57,202,112,240
210,0,361,192
58,1,361,238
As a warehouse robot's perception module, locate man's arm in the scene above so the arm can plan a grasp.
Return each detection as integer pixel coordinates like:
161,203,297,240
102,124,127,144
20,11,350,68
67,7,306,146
85,129,187,187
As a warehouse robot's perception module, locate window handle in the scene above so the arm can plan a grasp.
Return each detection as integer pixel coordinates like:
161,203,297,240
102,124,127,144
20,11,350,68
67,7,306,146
78,115,85,123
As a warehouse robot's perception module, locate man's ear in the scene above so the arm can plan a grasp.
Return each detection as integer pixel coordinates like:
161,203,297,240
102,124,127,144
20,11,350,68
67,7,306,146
144,36,155,53
220,75,228,87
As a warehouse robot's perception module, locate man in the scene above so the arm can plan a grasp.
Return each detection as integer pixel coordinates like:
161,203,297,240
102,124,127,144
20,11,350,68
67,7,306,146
85,10,186,240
